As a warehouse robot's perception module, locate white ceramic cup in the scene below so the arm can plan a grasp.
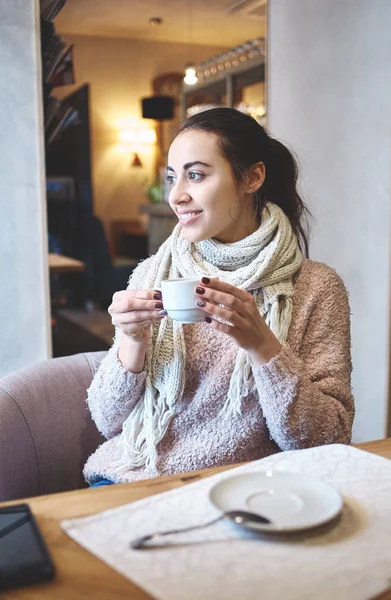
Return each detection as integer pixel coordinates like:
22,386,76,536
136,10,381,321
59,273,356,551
161,277,216,324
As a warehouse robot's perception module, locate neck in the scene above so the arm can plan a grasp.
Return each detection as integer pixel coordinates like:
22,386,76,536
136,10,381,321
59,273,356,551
215,207,260,244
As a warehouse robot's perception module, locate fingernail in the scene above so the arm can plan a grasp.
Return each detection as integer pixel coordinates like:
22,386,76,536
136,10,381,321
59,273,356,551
196,287,205,295
154,291,162,300
154,302,164,309
196,300,206,307
158,309,167,316
205,317,212,323
201,277,210,285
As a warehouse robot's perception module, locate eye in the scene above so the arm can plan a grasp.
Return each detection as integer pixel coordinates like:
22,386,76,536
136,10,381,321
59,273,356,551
188,171,204,181
165,174,176,186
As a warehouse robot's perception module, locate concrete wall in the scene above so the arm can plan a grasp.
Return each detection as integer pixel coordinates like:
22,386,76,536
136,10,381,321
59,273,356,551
0,0,51,376
268,0,391,441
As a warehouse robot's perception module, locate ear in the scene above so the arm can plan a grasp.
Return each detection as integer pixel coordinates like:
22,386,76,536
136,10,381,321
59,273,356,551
245,162,266,194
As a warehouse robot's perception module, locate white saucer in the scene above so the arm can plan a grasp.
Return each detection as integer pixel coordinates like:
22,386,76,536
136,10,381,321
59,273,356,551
209,470,343,533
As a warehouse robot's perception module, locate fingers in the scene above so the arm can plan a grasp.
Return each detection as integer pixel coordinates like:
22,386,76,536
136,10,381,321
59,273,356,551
195,280,253,319
109,289,167,338
111,309,166,327
195,287,247,318
109,289,162,315
118,320,156,339
198,277,252,304
203,317,234,337
126,288,161,301
195,298,244,328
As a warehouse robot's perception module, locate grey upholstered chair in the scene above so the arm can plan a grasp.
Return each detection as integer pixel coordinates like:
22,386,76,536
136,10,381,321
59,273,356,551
0,352,106,502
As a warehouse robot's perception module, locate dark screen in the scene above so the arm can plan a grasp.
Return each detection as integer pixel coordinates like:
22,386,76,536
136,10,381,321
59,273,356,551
0,509,46,572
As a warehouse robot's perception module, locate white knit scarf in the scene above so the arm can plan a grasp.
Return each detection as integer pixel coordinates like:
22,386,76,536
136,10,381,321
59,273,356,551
117,202,303,471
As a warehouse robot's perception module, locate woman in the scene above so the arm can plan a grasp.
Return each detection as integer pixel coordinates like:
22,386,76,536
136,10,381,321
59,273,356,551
84,108,354,487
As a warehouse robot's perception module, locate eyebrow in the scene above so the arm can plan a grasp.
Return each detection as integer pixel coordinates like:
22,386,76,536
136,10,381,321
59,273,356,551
167,161,212,172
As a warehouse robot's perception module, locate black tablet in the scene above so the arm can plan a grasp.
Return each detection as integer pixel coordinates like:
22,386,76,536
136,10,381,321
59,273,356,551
0,503,55,590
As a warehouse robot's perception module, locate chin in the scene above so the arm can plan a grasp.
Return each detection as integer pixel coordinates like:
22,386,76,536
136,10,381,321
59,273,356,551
180,228,210,243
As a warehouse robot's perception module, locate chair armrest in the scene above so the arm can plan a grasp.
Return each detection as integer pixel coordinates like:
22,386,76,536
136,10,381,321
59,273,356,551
0,351,106,501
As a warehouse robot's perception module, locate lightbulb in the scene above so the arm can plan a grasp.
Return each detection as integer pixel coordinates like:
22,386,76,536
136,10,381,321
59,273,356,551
119,129,136,143
184,66,198,85
137,129,157,144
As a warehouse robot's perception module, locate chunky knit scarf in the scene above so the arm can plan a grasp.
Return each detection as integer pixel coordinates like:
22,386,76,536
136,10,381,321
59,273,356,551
117,202,303,471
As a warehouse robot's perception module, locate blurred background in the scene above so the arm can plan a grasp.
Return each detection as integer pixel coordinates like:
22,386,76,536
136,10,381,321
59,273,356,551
40,0,267,356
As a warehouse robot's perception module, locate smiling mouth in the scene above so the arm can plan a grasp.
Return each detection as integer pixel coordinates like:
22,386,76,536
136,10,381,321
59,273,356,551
178,211,202,223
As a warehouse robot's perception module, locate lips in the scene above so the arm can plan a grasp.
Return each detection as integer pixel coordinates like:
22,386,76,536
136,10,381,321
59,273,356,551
177,211,202,226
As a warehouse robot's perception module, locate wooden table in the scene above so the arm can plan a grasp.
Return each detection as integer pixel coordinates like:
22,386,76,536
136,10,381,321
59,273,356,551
2,438,391,599
48,253,85,274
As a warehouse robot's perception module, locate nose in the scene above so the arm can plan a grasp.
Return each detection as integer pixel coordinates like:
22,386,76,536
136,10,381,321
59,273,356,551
169,180,192,209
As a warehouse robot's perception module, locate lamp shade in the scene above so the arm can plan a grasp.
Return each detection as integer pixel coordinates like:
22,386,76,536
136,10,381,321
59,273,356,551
141,96,174,120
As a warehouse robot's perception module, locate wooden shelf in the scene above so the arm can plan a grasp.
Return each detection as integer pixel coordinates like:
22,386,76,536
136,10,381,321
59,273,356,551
48,253,85,273
182,56,265,97
181,55,265,120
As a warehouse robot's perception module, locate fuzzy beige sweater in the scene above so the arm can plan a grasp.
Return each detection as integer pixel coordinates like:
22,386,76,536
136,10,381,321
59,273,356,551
83,257,354,484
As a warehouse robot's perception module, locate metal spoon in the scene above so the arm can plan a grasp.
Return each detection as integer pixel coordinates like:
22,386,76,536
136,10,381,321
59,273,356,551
130,510,272,550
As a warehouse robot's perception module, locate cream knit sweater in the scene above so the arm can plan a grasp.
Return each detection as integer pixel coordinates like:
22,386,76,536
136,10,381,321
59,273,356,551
83,257,354,485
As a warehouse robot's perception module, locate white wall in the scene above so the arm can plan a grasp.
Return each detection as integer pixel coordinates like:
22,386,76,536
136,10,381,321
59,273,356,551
0,0,51,376
268,0,391,441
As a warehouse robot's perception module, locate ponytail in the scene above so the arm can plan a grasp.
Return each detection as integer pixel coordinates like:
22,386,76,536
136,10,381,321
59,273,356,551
259,138,311,257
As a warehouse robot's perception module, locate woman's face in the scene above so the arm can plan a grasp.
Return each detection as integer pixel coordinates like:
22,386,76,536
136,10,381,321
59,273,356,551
167,130,257,244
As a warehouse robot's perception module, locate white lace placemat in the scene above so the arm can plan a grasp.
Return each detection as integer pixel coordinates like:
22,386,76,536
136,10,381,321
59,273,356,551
61,445,391,600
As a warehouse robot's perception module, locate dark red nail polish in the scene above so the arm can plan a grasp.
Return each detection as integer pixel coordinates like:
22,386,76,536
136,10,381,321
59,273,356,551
201,277,210,285
196,287,205,295
205,317,212,323
154,302,163,309
154,291,162,300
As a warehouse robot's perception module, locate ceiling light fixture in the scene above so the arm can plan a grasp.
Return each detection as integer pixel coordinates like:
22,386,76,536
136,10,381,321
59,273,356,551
141,16,175,121
184,64,198,85
184,0,198,85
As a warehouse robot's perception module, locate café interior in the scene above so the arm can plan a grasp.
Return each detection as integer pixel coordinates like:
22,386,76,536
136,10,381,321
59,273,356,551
1,0,391,598
43,1,266,358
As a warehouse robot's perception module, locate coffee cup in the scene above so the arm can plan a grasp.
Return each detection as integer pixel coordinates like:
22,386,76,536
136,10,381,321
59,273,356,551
161,277,216,324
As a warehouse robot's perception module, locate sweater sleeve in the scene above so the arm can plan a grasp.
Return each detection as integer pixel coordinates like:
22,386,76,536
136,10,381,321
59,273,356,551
252,268,355,451
86,256,155,439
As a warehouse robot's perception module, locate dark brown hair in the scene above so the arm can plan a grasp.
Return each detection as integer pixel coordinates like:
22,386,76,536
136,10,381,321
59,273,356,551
181,107,311,257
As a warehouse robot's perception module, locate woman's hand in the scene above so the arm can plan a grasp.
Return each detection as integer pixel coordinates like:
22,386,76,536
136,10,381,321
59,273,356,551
109,289,167,343
195,277,282,365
